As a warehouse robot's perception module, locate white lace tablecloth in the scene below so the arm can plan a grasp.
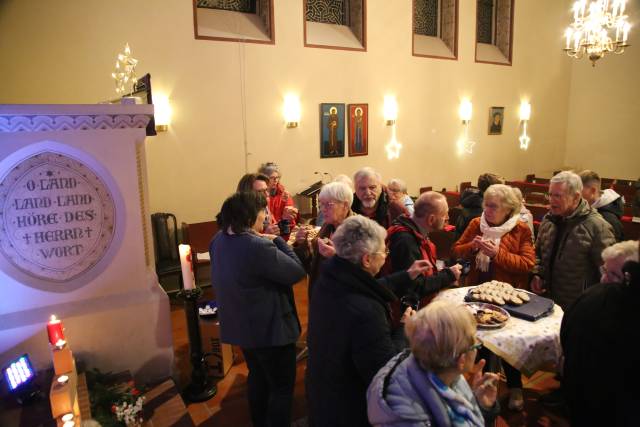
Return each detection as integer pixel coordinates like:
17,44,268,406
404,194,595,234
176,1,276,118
434,287,564,377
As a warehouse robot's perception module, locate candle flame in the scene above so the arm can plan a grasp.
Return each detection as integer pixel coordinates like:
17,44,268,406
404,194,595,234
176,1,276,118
50,315,57,322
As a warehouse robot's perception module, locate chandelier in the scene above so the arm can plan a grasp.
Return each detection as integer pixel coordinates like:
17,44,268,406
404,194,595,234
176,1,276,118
564,0,631,66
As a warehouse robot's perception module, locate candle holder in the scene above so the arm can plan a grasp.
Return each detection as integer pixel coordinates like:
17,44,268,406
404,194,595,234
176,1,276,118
177,288,217,402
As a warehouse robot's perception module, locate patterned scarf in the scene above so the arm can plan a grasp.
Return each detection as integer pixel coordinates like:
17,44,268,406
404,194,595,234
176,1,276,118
427,372,485,427
476,212,519,272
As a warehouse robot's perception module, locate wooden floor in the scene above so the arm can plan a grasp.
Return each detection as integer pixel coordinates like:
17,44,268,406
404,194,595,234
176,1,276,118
169,280,570,427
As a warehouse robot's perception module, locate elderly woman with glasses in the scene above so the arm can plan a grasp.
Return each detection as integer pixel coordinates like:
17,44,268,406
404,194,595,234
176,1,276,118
293,181,354,296
258,162,299,226
367,300,499,427
451,183,535,411
307,215,432,426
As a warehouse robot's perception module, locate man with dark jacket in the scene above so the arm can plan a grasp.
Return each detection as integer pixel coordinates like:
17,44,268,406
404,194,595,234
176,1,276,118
386,191,461,302
307,216,431,427
561,240,639,426
351,167,407,229
454,173,503,239
579,170,625,241
531,171,616,310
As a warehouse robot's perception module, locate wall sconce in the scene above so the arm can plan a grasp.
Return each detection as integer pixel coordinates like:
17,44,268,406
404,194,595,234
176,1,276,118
457,99,475,154
459,99,472,124
154,94,171,132
383,96,398,125
283,94,301,128
519,101,531,150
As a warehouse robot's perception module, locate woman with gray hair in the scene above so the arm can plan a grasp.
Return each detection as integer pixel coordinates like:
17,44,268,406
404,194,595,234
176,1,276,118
452,183,535,410
258,161,299,226
293,181,355,295
307,215,432,426
367,300,499,426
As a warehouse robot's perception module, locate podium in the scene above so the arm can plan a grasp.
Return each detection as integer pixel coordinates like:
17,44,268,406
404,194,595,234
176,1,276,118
0,104,172,383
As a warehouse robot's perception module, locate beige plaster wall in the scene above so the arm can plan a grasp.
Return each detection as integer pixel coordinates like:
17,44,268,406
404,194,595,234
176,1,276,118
564,21,640,180
0,0,573,223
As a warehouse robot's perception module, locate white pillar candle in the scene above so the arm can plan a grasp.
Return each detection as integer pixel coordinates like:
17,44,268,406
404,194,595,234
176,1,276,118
178,244,196,290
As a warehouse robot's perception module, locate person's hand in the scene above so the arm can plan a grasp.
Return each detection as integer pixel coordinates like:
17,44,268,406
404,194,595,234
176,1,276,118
283,206,298,221
471,359,499,410
264,223,280,235
472,235,483,251
478,239,499,258
407,259,433,280
317,237,336,258
260,233,278,241
400,306,416,324
294,226,309,244
530,275,545,294
447,264,462,282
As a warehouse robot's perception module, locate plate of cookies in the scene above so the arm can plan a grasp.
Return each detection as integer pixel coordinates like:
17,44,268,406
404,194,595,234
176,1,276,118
465,280,531,307
464,302,510,329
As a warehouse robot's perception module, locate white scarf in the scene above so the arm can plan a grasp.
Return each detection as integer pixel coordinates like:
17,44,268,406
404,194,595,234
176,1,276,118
476,213,520,272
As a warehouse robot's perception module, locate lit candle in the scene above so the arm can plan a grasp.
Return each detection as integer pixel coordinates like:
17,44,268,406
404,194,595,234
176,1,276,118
565,28,573,49
623,23,630,42
47,315,65,346
178,244,196,290
57,375,69,385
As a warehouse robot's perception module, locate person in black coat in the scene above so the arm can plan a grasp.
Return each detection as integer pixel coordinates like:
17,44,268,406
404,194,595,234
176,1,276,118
210,191,306,427
580,170,625,241
560,240,639,427
306,215,432,427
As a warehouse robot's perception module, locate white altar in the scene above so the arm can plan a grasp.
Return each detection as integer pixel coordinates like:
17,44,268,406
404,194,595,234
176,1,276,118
0,104,173,383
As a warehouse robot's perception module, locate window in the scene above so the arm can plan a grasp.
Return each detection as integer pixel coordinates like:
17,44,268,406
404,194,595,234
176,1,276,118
304,0,366,51
413,0,458,60
475,0,514,65
193,0,274,44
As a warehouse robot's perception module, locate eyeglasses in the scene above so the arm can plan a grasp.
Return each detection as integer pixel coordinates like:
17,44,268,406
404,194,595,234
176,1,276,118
269,175,280,181
373,248,390,257
319,201,338,209
467,340,483,352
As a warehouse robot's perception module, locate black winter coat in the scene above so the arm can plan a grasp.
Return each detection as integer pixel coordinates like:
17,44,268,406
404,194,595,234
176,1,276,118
561,264,640,427
307,256,410,427
597,196,625,241
454,188,483,240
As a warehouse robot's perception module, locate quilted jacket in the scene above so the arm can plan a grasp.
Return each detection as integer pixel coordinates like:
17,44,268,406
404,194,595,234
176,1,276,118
533,199,615,310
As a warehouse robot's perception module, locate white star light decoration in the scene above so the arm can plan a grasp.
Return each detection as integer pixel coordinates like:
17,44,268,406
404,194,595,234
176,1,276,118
385,125,402,159
111,43,139,95
457,139,476,155
519,120,531,150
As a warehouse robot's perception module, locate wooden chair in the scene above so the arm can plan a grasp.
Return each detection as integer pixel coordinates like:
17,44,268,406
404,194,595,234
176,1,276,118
419,186,432,194
151,213,182,292
182,221,219,285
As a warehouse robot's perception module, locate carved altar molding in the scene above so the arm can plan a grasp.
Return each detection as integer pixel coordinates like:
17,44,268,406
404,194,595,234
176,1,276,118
0,104,154,133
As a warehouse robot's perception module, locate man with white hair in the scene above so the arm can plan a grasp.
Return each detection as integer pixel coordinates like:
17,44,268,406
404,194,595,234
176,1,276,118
352,167,408,229
531,171,616,310
560,240,639,426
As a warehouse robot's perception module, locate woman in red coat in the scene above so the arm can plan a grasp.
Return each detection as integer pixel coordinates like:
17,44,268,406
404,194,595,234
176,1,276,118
452,183,535,411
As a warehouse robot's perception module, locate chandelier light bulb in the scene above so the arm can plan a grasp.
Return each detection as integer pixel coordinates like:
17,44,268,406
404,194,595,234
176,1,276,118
459,100,472,122
383,95,398,125
519,102,531,121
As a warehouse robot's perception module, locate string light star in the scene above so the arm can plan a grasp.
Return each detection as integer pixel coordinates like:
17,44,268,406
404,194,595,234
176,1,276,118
519,134,531,150
111,43,139,94
386,139,402,159
457,139,476,155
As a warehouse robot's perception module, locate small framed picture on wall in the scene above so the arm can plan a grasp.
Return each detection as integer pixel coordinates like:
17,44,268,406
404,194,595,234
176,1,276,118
348,104,368,156
488,106,504,135
320,103,345,158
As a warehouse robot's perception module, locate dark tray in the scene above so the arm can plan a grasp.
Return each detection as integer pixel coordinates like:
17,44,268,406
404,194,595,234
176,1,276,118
465,290,554,321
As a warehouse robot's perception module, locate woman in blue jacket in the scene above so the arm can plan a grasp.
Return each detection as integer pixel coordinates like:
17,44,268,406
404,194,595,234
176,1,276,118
210,191,306,427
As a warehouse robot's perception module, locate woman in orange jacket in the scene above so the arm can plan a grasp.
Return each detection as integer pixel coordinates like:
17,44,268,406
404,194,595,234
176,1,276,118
451,183,535,411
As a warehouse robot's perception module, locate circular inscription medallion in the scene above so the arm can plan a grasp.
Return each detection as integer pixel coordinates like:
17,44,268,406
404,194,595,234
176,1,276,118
0,152,116,282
